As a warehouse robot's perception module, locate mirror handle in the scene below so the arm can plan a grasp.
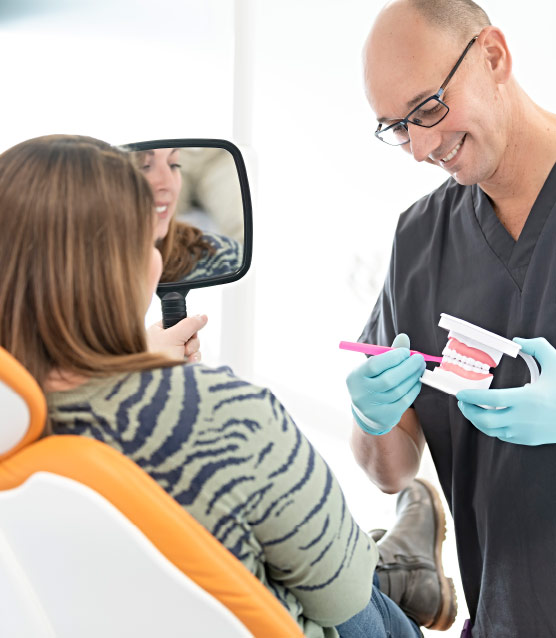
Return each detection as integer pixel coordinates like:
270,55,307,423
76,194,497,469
161,292,187,329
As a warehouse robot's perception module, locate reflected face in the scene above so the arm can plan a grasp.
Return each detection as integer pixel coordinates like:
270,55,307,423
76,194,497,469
365,8,505,186
139,148,183,240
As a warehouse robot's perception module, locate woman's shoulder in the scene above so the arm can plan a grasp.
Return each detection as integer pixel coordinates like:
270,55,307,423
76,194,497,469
47,363,263,403
112,363,272,409
168,363,288,430
176,362,273,408
201,231,240,251
182,233,243,283
48,363,286,445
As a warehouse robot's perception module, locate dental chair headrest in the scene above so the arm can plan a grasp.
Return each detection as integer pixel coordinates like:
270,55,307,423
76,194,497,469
0,347,47,460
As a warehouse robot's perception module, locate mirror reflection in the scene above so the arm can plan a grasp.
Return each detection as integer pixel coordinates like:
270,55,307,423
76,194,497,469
130,146,244,285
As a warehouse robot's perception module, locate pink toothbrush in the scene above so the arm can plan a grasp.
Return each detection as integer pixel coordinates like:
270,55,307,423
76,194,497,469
339,340,443,364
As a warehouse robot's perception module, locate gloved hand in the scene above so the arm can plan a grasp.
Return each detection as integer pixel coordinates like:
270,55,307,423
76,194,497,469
457,337,556,446
147,314,208,363
346,333,426,435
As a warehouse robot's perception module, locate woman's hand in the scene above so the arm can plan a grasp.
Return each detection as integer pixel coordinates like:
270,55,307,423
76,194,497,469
147,314,208,362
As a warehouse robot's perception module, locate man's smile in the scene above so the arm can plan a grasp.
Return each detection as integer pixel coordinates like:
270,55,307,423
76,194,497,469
434,134,467,166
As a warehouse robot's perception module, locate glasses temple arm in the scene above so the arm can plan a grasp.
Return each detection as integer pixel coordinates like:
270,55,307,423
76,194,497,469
438,35,479,94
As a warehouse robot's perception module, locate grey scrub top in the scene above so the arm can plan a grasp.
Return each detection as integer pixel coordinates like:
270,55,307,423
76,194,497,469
360,164,556,638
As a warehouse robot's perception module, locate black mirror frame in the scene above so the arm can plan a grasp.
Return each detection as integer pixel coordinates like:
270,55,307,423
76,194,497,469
121,138,253,298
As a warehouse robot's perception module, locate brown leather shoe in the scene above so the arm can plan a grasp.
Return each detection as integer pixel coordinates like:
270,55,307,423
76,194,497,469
374,478,457,630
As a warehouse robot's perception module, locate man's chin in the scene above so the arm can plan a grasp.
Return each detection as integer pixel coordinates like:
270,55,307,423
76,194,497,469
450,171,466,185
447,168,479,186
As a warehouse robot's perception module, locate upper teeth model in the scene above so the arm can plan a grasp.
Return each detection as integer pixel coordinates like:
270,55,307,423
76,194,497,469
420,313,539,395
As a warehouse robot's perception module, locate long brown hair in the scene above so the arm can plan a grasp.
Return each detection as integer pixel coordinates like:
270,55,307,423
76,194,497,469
0,135,176,396
158,218,215,282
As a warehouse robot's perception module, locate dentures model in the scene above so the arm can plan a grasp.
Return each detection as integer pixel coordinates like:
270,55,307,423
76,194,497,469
420,313,539,396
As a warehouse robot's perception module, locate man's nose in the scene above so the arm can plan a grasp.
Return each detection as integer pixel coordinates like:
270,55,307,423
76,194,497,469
406,123,442,163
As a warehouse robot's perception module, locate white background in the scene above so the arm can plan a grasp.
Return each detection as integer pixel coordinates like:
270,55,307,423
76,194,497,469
2,1,555,634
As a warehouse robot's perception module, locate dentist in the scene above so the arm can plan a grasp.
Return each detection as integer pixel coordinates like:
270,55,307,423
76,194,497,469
347,0,556,636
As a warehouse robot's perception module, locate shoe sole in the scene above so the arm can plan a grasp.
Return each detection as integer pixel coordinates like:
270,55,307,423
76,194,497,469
414,478,458,631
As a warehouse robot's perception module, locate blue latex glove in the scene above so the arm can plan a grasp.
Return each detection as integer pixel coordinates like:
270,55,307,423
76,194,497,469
346,333,426,435
457,337,556,446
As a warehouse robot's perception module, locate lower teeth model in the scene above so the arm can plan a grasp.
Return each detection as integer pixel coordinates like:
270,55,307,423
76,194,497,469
420,313,539,395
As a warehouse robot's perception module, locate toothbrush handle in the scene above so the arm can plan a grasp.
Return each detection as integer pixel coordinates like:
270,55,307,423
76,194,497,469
412,351,443,363
339,341,443,364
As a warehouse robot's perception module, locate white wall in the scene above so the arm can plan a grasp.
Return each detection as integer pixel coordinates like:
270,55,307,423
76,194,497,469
2,1,555,635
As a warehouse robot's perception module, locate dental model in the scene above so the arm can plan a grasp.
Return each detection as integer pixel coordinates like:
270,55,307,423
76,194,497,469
420,313,539,395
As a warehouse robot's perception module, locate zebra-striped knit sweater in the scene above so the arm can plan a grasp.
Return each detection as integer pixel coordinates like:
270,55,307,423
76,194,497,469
47,363,378,637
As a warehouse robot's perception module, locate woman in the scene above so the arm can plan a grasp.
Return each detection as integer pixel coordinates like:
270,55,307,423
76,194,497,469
0,135,438,638
134,147,243,283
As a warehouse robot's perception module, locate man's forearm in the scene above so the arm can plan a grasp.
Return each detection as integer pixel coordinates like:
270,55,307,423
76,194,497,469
350,407,425,494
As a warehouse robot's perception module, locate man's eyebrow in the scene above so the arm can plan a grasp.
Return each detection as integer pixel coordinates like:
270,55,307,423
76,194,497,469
376,88,436,124
406,89,435,109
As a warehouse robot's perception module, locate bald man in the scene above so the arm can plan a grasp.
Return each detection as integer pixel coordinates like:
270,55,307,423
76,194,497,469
347,1,556,636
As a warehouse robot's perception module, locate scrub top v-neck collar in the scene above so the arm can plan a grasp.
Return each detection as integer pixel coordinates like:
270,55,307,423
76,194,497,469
471,162,556,291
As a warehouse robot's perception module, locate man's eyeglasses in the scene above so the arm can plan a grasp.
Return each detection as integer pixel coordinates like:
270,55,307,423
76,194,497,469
375,36,479,146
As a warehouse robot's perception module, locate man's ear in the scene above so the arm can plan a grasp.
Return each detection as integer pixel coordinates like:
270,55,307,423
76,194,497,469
480,26,512,84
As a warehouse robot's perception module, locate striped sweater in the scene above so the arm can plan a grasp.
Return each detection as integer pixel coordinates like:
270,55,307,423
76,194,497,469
47,363,378,637
184,232,243,283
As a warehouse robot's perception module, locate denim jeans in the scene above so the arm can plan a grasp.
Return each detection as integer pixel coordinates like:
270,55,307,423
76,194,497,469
336,574,422,638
